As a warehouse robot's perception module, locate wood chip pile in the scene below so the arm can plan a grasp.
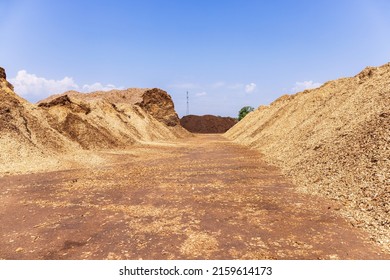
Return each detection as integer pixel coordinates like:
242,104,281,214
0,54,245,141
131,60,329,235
226,63,390,251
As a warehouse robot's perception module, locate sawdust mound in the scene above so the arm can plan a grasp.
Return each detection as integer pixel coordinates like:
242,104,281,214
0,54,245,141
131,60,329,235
38,88,188,149
40,88,181,127
0,68,79,173
180,115,237,133
0,67,189,174
226,62,390,249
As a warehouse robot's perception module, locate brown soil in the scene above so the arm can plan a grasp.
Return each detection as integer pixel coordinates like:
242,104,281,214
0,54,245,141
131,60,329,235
0,135,388,260
180,115,237,133
225,62,390,251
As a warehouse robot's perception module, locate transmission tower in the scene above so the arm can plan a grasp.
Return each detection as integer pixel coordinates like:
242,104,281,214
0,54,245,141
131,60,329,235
186,91,189,115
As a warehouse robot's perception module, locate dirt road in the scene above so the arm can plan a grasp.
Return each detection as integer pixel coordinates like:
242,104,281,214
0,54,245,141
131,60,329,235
0,134,388,259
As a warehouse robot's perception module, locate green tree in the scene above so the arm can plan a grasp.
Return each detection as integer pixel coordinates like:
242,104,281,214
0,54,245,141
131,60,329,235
238,106,254,121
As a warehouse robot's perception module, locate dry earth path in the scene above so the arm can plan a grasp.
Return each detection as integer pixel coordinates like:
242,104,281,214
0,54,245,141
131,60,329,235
0,134,388,259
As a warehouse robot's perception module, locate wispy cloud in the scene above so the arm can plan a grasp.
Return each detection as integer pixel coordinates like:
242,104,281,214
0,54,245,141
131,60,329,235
227,83,244,90
245,82,256,93
292,81,322,92
170,81,249,94
211,81,225,88
169,82,200,89
82,83,118,92
195,91,207,97
211,82,245,91
10,70,121,100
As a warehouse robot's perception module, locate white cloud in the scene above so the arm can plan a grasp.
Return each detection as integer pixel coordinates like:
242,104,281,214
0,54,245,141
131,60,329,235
195,91,207,97
292,81,322,92
245,82,256,93
10,70,121,100
10,70,78,98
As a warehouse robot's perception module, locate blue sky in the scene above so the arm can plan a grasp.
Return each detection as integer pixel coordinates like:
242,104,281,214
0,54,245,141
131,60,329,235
1,0,390,117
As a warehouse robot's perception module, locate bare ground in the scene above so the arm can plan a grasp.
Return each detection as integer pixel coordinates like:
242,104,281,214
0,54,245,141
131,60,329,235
0,134,388,260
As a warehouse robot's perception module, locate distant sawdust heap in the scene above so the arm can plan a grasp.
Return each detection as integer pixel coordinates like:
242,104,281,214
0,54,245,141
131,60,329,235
226,63,390,249
180,115,237,133
0,67,189,173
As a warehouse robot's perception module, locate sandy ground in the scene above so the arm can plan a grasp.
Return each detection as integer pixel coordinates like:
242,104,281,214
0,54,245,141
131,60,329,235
0,134,388,260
